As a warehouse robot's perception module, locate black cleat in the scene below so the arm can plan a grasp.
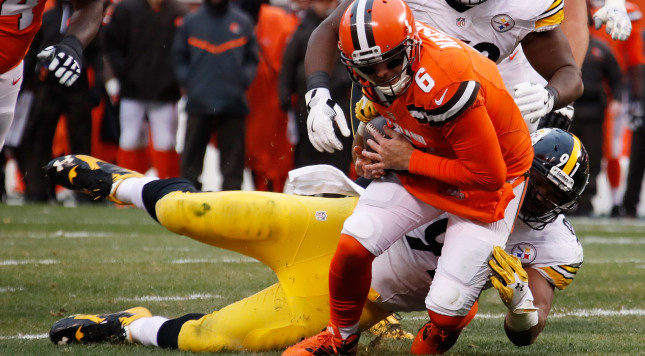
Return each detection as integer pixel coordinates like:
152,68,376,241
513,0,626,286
44,155,143,202
50,307,152,344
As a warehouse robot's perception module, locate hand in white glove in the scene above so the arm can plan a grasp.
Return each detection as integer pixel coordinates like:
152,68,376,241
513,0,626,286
593,0,632,41
489,246,539,314
36,36,84,87
305,87,351,153
513,82,556,127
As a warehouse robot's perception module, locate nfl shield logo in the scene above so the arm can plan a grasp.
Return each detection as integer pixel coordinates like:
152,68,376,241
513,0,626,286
456,17,466,27
315,211,327,221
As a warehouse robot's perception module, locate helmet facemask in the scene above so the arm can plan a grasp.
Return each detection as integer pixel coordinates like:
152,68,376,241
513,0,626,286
520,163,580,230
338,0,420,105
520,128,590,230
341,38,418,104
453,0,488,7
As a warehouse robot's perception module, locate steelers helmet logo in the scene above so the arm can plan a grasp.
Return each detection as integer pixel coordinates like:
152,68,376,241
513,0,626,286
509,243,537,263
491,14,515,32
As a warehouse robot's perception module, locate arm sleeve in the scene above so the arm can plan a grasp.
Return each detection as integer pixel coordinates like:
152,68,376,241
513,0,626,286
408,104,507,191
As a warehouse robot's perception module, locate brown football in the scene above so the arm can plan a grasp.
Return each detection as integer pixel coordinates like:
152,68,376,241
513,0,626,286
363,116,390,151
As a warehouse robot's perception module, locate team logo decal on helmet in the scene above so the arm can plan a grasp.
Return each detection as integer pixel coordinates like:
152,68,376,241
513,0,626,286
520,128,590,230
338,0,420,104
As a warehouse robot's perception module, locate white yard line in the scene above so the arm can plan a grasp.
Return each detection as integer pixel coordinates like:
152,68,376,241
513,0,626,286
403,308,645,321
580,236,645,244
0,259,58,266
5,308,645,340
171,258,258,264
115,293,222,302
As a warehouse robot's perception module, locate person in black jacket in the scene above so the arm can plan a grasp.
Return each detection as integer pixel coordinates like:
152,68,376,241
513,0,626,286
278,0,353,175
620,30,645,219
570,35,623,216
172,0,259,190
19,0,103,203
103,0,187,179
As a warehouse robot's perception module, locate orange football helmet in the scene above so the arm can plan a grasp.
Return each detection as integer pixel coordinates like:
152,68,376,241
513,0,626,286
338,0,420,103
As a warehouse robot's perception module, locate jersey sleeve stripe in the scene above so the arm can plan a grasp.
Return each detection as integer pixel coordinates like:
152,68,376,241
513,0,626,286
421,81,480,125
539,265,578,290
536,0,564,29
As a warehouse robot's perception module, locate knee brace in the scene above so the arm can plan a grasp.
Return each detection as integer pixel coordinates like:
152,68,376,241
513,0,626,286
425,272,482,317
341,210,386,256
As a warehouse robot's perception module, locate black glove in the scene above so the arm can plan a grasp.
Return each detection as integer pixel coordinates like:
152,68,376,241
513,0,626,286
36,36,83,87
537,104,574,131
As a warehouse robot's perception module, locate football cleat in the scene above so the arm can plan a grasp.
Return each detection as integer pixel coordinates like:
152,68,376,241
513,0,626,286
489,246,539,314
367,314,414,340
49,307,152,344
44,154,143,203
282,324,359,356
410,321,461,355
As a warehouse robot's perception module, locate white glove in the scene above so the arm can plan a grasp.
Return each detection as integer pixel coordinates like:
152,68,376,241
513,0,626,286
305,87,351,153
489,246,539,314
593,0,632,41
36,37,83,87
513,82,555,126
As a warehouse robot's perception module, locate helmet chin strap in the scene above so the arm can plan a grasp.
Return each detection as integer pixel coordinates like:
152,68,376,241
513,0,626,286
375,55,411,96
376,72,410,96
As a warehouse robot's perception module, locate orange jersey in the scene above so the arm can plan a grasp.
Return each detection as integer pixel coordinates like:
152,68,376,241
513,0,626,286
370,22,533,223
0,0,47,73
590,2,645,71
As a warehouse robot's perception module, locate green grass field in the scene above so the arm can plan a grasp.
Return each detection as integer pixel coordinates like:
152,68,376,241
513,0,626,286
1,203,645,355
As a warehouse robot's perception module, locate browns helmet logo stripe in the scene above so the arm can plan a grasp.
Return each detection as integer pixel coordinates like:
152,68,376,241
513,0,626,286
350,0,376,53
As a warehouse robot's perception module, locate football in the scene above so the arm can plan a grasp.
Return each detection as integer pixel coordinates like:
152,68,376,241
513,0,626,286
363,116,390,151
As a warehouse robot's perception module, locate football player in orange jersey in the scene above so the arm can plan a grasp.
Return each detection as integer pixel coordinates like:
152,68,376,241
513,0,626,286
0,0,102,149
283,0,535,354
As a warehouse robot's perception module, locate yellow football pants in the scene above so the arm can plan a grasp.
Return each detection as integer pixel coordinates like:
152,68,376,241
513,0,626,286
155,191,389,352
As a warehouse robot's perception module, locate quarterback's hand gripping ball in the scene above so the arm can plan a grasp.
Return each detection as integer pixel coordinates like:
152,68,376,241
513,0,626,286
489,246,539,314
305,87,351,153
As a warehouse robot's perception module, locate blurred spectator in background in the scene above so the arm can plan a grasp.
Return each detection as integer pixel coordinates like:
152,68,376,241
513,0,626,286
0,0,102,151
571,35,623,216
172,0,258,190
19,0,103,203
0,0,101,201
242,0,298,192
621,25,645,218
287,0,310,19
103,0,186,178
278,0,353,175
589,0,645,216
